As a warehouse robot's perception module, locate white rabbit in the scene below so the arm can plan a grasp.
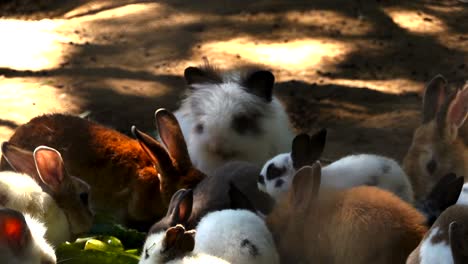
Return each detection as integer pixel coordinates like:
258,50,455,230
0,143,93,246
258,131,414,203
143,184,279,264
139,224,229,264
0,208,56,264
174,64,294,175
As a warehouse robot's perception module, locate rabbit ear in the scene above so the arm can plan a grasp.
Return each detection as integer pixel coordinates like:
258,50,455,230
0,208,31,255
228,182,256,212
422,75,448,123
168,189,193,226
291,129,327,170
1,142,41,182
291,162,322,211
449,221,468,263
33,146,69,193
243,70,274,102
184,66,222,85
155,109,193,172
436,84,468,142
163,225,195,254
131,126,176,180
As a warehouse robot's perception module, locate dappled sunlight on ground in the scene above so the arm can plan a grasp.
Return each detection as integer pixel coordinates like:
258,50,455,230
199,37,350,73
385,9,447,34
0,19,72,70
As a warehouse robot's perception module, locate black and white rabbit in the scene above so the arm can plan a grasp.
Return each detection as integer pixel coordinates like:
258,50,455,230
174,64,294,175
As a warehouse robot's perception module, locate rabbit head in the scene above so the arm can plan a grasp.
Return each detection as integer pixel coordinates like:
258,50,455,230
0,208,56,264
403,75,468,201
1,143,93,238
131,109,205,224
258,130,327,201
175,64,294,174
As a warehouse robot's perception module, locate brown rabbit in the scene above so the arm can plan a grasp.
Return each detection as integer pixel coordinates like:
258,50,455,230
403,75,468,201
0,109,205,229
267,163,427,264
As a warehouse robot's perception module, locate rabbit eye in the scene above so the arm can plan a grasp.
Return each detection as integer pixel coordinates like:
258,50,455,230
80,192,89,206
426,159,437,174
195,123,204,134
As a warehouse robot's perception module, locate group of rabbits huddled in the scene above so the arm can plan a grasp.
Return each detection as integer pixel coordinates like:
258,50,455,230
0,63,467,264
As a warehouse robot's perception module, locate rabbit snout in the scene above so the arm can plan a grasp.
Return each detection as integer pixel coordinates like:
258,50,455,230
206,144,238,161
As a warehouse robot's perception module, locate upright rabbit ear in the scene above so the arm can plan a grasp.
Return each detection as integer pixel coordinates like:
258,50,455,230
184,66,222,86
168,189,193,226
131,126,176,179
440,84,468,142
291,162,322,212
155,109,192,172
229,182,256,212
33,146,68,193
291,129,327,170
422,75,448,123
0,208,31,255
1,142,40,181
243,70,274,102
449,221,468,264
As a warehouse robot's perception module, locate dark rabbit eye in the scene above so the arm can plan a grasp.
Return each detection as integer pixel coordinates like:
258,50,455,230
232,114,261,135
195,123,204,134
80,192,89,206
426,159,437,174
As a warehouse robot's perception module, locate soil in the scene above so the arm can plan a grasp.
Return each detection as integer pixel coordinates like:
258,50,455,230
0,0,467,162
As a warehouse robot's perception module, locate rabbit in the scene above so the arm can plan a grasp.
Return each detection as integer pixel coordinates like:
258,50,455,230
174,63,295,175
406,182,468,264
0,109,205,229
0,208,56,264
139,224,229,264
403,75,468,202
267,162,427,264
0,144,93,246
258,130,415,203
149,161,274,233
145,184,279,264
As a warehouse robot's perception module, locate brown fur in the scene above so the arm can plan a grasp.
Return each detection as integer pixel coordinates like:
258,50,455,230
267,164,427,264
0,113,205,228
404,77,468,201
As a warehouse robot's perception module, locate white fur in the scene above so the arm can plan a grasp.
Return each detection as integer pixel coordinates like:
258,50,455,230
0,213,56,264
259,153,414,203
419,227,453,264
175,71,294,175
0,171,70,246
194,209,279,264
139,231,229,264
456,184,468,206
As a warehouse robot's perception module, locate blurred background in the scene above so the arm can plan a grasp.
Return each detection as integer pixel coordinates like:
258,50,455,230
0,0,466,161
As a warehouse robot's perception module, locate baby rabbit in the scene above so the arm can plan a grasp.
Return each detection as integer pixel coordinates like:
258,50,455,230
0,109,205,228
139,224,229,264
145,184,279,264
404,75,468,201
267,163,427,264
0,208,56,264
407,183,468,264
258,130,414,203
0,144,93,246
174,63,294,175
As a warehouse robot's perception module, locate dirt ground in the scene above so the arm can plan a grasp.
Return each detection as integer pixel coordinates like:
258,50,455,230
0,0,467,162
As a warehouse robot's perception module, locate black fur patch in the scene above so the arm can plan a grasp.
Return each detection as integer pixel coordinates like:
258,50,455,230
275,179,284,188
258,175,265,185
266,164,286,180
381,164,391,174
231,113,262,135
241,239,259,257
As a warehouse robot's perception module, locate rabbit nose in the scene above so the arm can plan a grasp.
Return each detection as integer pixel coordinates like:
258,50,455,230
208,144,236,160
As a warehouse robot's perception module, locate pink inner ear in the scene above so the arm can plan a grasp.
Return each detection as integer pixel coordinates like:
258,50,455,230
448,87,468,128
34,148,65,191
